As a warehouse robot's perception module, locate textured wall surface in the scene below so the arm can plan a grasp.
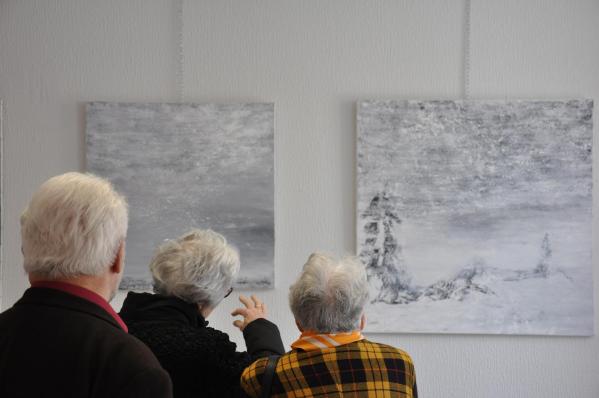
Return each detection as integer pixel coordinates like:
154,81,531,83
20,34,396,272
1,1,598,396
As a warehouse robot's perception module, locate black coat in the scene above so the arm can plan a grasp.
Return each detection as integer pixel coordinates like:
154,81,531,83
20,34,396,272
119,292,285,398
0,287,173,398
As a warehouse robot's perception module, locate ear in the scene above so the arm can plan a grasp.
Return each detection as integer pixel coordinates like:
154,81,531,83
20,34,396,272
295,319,304,332
359,314,366,331
110,241,125,275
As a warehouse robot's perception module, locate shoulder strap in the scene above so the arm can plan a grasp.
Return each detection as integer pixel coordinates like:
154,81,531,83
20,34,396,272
260,355,280,398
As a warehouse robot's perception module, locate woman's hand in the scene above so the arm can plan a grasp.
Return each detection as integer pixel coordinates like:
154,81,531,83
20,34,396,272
231,295,267,331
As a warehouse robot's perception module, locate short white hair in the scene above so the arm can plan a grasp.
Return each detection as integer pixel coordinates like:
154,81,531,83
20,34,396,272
150,229,240,307
289,252,369,333
21,172,128,279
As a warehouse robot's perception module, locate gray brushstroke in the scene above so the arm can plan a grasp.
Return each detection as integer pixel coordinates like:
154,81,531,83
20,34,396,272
87,102,274,290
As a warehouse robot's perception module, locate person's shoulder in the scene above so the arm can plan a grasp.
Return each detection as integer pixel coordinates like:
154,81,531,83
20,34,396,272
118,361,173,398
129,321,237,361
103,328,173,393
241,351,295,381
131,319,232,343
195,324,239,355
0,306,15,321
240,356,270,397
242,356,270,376
116,328,160,355
0,307,18,333
359,339,415,364
99,323,164,365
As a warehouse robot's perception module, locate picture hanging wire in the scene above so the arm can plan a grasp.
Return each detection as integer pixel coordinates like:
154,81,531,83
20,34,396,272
177,0,185,102
463,0,471,99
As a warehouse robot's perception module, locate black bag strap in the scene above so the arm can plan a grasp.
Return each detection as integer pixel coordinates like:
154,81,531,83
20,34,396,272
260,355,280,398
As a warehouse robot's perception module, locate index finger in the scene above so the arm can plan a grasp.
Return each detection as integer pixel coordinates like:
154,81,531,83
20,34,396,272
231,308,249,317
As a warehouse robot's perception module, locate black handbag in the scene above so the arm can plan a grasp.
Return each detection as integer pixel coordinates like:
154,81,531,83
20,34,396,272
260,355,280,398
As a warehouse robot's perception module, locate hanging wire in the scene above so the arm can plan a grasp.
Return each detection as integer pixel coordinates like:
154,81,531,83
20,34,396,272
176,0,185,102
464,0,471,99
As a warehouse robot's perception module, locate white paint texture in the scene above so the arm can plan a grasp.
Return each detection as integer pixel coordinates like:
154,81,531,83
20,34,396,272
1,1,598,397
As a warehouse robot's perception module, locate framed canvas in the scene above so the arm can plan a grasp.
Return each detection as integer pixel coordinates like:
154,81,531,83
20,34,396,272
357,100,593,335
87,102,274,290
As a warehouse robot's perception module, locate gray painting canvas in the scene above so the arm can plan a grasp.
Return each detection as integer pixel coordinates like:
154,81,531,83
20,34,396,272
357,100,593,335
87,102,274,289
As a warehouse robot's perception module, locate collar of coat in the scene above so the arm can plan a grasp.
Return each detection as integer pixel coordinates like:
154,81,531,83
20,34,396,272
291,330,364,351
30,281,129,332
119,291,208,328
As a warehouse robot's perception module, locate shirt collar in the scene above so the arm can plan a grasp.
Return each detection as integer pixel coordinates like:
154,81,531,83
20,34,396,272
30,281,128,333
291,330,364,351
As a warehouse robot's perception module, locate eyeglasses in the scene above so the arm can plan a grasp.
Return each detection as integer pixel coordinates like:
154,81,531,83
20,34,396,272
224,287,234,298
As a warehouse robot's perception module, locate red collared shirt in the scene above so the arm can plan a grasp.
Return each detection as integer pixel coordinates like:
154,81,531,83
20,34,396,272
30,281,128,333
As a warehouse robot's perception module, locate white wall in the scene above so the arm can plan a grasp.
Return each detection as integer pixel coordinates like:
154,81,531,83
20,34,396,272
1,1,598,396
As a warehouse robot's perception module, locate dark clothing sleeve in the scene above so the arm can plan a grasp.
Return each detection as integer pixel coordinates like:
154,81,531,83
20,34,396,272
193,319,283,397
243,318,285,360
120,293,285,398
124,320,283,398
117,367,173,398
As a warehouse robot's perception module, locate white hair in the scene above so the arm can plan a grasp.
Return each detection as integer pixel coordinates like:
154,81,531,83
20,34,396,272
20,172,128,279
289,252,369,333
150,229,240,307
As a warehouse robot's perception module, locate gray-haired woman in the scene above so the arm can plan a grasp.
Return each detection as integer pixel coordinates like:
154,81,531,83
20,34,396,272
119,229,284,398
240,252,417,397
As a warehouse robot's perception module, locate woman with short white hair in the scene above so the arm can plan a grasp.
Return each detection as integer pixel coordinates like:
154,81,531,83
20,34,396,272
289,253,370,333
241,253,418,398
119,229,284,398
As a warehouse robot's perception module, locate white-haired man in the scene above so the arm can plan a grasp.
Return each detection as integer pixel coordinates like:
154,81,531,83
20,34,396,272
0,172,172,397
241,253,418,398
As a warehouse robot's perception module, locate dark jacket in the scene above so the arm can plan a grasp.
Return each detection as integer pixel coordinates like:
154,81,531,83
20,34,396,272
119,292,285,398
0,287,173,398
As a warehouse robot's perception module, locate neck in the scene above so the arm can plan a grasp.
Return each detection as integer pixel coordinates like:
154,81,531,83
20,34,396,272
197,303,214,319
29,274,114,302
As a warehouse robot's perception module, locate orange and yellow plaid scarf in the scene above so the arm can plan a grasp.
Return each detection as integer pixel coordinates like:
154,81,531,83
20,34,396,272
291,330,364,351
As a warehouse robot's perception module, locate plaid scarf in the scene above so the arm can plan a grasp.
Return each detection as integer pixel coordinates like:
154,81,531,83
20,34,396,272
290,330,364,351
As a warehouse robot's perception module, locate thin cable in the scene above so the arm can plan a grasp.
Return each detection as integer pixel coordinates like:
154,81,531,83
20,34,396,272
176,0,185,102
463,0,471,99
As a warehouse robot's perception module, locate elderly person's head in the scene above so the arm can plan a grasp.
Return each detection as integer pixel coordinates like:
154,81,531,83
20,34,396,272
149,229,240,316
289,253,369,333
20,172,128,299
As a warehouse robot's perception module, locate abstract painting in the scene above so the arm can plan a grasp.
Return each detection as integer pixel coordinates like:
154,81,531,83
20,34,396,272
87,102,274,289
357,100,593,335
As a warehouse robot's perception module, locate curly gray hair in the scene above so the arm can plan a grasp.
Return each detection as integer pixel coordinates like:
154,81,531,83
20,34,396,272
289,252,369,333
150,229,240,308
